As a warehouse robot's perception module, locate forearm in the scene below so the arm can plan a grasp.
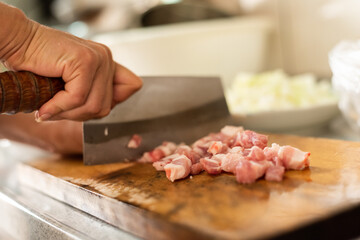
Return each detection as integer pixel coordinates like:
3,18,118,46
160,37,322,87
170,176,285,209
0,2,38,64
0,113,83,154
0,113,51,150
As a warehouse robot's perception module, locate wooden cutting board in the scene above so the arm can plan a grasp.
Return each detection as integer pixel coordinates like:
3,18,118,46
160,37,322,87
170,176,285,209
17,134,360,239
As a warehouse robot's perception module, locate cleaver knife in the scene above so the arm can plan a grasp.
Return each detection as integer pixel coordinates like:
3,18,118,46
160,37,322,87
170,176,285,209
83,76,231,165
0,72,230,165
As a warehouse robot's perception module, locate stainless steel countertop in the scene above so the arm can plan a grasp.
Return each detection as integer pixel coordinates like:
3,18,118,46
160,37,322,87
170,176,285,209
0,141,139,239
0,116,359,240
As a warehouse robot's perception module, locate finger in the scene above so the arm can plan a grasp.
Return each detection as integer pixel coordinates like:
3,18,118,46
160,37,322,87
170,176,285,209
37,64,96,121
112,63,142,104
50,65,113,121
56,89,112,121
113,84,143,104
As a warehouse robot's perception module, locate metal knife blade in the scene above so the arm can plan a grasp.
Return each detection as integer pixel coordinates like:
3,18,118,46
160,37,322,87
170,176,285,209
83,76,230,165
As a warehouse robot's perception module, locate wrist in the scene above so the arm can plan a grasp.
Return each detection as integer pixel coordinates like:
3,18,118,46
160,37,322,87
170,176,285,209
0,3,39,66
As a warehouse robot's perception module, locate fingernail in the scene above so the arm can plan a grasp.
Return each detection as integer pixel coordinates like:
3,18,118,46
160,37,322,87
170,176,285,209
35,112,52,122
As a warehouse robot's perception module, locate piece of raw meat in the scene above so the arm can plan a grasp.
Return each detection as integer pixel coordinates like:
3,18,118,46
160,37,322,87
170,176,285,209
208,141,228,155
220,153,245,174
246,146,266,161
233,130,268,149
164,155,192,182
152,154,180,171
127,134,142,149
190,162,204,175
278,145,310,170
265,165,285,182
200,157,222,175
235,160,269,184
138,141,177,163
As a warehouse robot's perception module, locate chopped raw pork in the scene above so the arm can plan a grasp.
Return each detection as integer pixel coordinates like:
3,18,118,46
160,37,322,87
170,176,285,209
265,165,285,182
175,145,202,164
200,157,222,175
278,145,311,170
138,141,177,163
138,126,310,184
220,153,244,174
208,141,227,155
152,154,180,171
246,146,266,161
220,125,244,137
236,160,269,184
233,130,268,149
264,143,280,161
127,134,142,149
164,155,192,182
191,162,204,175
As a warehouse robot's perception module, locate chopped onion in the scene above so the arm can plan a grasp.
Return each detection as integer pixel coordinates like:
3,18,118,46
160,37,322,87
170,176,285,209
226,70,338,114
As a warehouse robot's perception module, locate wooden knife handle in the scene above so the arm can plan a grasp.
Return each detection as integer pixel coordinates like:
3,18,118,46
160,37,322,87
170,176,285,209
0,71,64,114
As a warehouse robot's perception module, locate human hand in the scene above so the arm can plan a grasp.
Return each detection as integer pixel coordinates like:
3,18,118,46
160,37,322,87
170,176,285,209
0,4,142,121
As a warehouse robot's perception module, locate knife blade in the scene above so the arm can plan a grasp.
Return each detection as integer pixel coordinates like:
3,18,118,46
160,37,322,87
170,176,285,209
83,76,231,165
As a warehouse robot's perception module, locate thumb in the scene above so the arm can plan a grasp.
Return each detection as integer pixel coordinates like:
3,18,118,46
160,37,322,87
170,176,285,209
112,63,142,104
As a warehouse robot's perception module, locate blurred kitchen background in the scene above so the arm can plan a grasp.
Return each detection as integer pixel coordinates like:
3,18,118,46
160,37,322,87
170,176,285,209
4,0,360,137
6,0,360,79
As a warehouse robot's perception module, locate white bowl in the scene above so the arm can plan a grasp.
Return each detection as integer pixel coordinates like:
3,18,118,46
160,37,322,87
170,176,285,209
92,16,274,88
231,103,340,132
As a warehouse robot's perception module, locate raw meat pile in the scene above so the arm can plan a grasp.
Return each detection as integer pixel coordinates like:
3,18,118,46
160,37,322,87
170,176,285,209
137,126,310,184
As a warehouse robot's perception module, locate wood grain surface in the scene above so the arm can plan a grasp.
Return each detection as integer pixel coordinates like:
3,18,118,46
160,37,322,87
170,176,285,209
17,134,360,239
0,71,64,113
